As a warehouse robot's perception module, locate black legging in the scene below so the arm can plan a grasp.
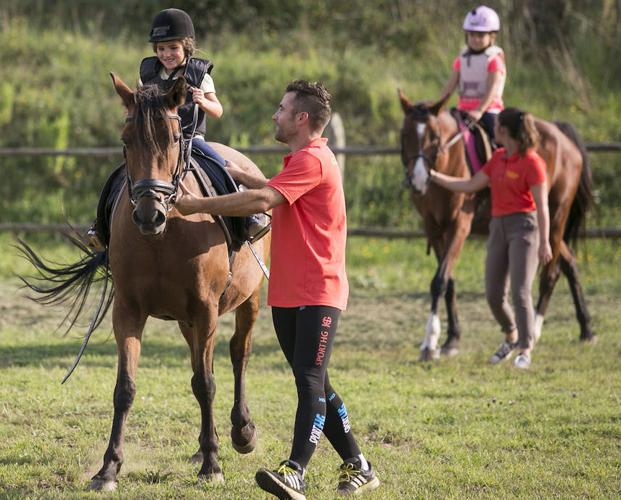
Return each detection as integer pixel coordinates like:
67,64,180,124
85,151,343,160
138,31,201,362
272,306,361,469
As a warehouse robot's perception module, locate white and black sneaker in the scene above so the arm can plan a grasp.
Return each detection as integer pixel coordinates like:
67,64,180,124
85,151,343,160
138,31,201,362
255,459,306,500
489,341,517,364
337,458,380,496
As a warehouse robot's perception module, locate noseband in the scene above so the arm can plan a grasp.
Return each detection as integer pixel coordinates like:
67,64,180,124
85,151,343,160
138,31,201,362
124,113,186,211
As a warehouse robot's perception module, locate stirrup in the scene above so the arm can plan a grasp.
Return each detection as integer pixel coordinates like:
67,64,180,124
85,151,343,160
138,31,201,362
86,227,105,252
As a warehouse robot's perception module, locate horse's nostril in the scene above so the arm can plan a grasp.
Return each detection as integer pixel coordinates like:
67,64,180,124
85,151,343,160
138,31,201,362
154,211,166,226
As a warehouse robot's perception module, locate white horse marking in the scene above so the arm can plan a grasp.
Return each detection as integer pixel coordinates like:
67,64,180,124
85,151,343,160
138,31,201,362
421,313,441,351
534,314,544,344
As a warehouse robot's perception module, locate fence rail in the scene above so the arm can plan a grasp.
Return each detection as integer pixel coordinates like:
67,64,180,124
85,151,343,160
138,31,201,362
2,223,620,239
2,143,621,158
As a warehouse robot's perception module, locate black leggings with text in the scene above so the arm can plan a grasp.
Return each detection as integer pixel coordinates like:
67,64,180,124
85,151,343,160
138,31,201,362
272,305,361,469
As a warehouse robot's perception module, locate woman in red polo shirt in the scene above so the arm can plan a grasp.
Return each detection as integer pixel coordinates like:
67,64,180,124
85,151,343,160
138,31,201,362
428,107,553,369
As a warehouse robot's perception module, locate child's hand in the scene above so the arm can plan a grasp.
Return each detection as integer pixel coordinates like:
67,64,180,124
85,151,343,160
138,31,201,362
189,87,205,105
467,109,483,123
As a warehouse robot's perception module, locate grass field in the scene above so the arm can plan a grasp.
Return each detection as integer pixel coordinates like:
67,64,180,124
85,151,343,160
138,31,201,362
1,235,620,498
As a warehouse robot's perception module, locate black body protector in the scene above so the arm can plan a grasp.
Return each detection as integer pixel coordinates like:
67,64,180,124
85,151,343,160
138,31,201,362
139,56,213,138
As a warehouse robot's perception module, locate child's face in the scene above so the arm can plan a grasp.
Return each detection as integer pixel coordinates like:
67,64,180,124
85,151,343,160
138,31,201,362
466,31,492,51
156,40,185,72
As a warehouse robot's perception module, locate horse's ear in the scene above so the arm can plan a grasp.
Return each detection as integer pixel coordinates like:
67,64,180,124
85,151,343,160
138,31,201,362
398,88,412,113
428,94,450,116
166,77,187,109
110,73,134,109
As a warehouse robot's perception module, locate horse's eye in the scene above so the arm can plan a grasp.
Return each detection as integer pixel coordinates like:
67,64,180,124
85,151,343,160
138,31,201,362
173,133,181,143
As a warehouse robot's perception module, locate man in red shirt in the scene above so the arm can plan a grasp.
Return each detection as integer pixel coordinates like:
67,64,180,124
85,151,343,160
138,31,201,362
175,80,379,499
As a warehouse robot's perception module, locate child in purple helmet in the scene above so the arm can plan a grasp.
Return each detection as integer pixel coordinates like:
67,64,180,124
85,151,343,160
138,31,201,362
437,5,506,141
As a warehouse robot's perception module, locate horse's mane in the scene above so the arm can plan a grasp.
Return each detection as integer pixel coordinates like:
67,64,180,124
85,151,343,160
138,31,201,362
132,84,176,158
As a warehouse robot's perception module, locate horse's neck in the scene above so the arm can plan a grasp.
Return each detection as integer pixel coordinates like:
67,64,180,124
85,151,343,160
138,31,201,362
439,111,469,177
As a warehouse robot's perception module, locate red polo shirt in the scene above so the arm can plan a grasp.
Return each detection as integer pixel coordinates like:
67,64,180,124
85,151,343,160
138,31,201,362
266,137,348,310
482,148,547,216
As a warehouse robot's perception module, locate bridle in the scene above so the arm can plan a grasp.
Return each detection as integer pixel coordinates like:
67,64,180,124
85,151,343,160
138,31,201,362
123,113,188,212
400,110,467,186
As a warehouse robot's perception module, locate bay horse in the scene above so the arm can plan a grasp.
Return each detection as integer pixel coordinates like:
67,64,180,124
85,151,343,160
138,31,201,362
20,74,269,490
398,90,596,361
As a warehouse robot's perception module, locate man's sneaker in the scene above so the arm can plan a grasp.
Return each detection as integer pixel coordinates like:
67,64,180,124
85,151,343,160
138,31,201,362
337,458,380,496
489,341,517,364
255,460,306,500
513,353,532,370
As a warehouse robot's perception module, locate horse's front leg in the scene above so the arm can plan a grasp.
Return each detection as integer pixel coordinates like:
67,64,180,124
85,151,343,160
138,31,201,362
421,215,471,360
89,299,146,491
229,292,259,454
188,308,223,483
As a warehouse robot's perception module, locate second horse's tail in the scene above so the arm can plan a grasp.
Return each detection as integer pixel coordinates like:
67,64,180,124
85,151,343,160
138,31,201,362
555,121,594,246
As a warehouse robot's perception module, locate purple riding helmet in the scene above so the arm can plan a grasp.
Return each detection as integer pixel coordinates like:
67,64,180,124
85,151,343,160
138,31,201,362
463,5,500,32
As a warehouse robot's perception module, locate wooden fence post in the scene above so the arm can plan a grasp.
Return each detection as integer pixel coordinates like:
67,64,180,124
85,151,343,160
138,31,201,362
325,112,346,178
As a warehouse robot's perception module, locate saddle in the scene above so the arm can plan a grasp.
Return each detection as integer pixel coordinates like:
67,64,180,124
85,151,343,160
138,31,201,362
451,108,493,175
95,150,248,251
449,109,494,234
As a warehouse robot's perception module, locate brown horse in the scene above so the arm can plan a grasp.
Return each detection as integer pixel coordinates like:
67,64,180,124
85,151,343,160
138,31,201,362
20,75,269,490
398,90,595,361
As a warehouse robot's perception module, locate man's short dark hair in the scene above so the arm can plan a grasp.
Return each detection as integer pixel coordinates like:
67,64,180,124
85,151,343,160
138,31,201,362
285,80,332,132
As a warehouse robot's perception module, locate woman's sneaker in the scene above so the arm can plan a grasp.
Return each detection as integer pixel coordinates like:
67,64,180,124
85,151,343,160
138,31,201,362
255,460,306,500
337,458,380,496
489,341,517,364
513,353,532,370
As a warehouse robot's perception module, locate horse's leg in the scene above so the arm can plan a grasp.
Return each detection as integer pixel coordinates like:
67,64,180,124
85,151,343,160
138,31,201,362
229,291,259,454
421,216,471,360
185,308,223,483
178,323,205,464
534,258,562,343
558,241,596,342
443,276,461,357
419,236,445,361
89,300,146,491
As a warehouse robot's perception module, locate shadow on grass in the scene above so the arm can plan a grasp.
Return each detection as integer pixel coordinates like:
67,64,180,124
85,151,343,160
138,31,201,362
0,331,284,369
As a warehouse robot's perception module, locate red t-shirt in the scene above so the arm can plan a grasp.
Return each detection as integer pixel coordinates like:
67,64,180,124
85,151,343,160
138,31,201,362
266,137,348,310
481,148,547,217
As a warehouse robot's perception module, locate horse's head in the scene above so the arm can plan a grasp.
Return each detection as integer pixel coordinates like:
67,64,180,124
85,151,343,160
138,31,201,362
111,73,186,236
398,89,450,195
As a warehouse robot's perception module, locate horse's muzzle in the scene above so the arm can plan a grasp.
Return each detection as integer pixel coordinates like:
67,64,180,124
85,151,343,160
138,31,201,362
132,198,167,235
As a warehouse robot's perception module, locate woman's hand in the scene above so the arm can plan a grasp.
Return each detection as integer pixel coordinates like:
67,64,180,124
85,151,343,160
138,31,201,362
539,241,553,265
174,181,201,215
225,160,245,181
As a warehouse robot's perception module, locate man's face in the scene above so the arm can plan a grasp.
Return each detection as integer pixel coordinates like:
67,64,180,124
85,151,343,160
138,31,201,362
272,92,300,144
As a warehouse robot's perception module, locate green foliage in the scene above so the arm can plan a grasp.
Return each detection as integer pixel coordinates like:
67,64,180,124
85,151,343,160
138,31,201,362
0,3,619,226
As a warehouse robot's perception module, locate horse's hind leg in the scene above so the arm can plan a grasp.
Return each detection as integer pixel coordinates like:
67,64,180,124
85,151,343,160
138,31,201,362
229,292,259,454
558,241,596,342
89,302,146,491
534,258,562,342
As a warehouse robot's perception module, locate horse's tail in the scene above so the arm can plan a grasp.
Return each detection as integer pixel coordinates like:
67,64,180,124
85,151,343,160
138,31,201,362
555,121,594,247
17,233,114,335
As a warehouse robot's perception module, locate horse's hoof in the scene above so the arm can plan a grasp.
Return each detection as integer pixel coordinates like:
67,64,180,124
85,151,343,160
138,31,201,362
441,345,459,357
231,423,257,454
419,348,440,361
190,450,203,464
198,471,225,483
88,478,117,491
580,334,598,345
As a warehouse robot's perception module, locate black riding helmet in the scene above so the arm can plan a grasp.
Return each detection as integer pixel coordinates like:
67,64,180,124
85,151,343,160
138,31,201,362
149,8,195,42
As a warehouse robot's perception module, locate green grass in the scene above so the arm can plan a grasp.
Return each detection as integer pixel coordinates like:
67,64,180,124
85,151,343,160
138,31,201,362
1,235,620,498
